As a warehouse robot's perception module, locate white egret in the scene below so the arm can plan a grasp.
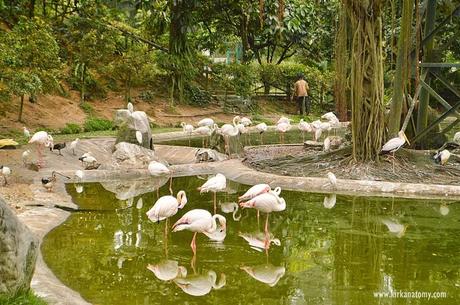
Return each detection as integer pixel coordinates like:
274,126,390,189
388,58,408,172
0,166,12,185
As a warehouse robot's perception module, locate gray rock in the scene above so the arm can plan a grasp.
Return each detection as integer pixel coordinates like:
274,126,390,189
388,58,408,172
195,148,227,163
100,142,162,170
0,198,39,294
115,109,153,150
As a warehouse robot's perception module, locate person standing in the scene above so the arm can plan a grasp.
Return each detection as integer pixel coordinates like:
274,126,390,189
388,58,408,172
291,74,310,116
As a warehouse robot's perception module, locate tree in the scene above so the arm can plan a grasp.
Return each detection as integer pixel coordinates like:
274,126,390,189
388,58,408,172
341,0,385,162
0,18,60,122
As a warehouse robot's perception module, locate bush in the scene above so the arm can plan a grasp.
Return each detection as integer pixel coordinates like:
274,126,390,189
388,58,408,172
212,63,258,97
80,102,93,114
83,117,113,132
185,84,212,106
60,123,81,134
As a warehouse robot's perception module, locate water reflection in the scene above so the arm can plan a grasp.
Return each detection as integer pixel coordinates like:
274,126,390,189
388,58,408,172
241,264,285,287
440,203,450,216
75,184,84,193
381,218,408,238
323,193,336,209
239,232,281,252
147,260,187,282
220,201,241,221
173,270,226,297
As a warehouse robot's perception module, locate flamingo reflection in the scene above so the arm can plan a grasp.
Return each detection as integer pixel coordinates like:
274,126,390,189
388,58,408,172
241,264,285,287
323,193,336,209
220,202,241,221
381,218,408,238
147,260,187,282
239,232,281,252
174,270,226,296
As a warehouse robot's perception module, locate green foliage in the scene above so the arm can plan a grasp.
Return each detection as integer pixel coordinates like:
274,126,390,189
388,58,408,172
213,63,258,97
84,117,113,132
185,84,212,106
60,123,82,134
0,291,47,305
80,102,94,115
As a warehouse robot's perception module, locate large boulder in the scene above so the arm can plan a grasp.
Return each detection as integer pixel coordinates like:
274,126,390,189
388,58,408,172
0,198,39,295
101,142,164,170
115,109,153,150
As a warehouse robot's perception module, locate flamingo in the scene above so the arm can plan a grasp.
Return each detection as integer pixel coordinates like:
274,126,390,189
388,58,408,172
174,270,226,297
148,160,173,195
0,166,12,186
240,187,286,249
219,117,240,154
29,131,53,167
256,123,267,144
127,102,134,113
321,112,339,123
198,173,226,213
181,122,194,146
172,209,227,255
323,193,336,209
238,183,271,223
277,116,290,125
22,150,31,165
197,118,214,127
194,124,217,148
147,260,187,282
220,202,241,221
381,219,408,238
434,149,451,166
276,121,291,144
298,119,312,142
241,264,285,287
239,116,252,127
70,138,79,155
381,130,410,172
23,127,30,138
146,190,187,236
237,122,250,146
239,232,281,252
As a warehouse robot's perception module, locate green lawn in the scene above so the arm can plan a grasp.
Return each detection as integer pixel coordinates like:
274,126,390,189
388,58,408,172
0,291,47,305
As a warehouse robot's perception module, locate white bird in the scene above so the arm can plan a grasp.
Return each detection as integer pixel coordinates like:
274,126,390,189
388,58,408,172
69,138,79,156
454,132,460,144
311,120,322,130
219,117,240,154
298,119,312,142
239,116,252,126
147,260,187,282
241,264,285,287
135,131,143,145
148,160,172,195
320,121,332,135
29,131,53,167
439,203,449,216
174,270,226,297
381,219,407,238
220,202,241,221
256,122,268,144
314,128,322,141
323,137,331,152
238,183,271,202
239,232,281,252
127,102,134,113
240,187,286,249
381,130,410,171
434,149,450,166
75,170,84,180
277,116,290,125
237,123,250,145
276,122,291,144
326,172,337,189
197,118,214,127
172,209,227,254
78,152,97,168
323,193,336,209
193,124,217,148
146,190,187,223
75,184,84,193
198,173,226,213
23,127,30,138
181,122,194,145
22,150,31,165
321,112,339,122
0,166,12,186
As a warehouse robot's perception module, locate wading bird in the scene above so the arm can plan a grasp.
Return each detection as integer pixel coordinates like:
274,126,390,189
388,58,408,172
69,138,79,155
381,130,410,172
172,209,227,255
29,131,53,166
41,171,70,192
146,190,187,236
181,122,194,146
198,173,226,213
277,117,290,125
78,152,97,168
298,119,312,142
239,183,271,223
239,116,252,127
0,166,11,186
256,123,268,144
194,124,217,148
197,118,214,127
148,160,172,195
219,117,240,155
276,121,291,144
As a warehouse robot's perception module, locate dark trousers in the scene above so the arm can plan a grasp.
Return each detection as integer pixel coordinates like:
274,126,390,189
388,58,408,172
297,96,310,115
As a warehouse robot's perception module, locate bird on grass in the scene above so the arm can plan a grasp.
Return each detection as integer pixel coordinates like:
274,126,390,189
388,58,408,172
172,209,227,255
434,149,451,166
198,173,226,214
41,171,70,192
0,166,12,186
50,142,66,156
70,138,79,155
146,190,187,236
381,130,410,172
256,123,268,144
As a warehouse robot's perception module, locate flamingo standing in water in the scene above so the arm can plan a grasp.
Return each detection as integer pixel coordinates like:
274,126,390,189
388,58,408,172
181,122,194,146
194,124,217,148
238,183,271,223
298,119,312,142
198,173,226,213
239,116,252,127
240,187,286,249
276,121,291,144
172,209,227,255
148,161,172,195
29,131,53,167
219,117,240,155
256,123,267,144
146,190,187,236
197,118,214,127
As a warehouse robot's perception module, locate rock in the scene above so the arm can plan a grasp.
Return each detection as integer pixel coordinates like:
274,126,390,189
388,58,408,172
195,148,227,163
303,141,323,148
0,198,39,294
100,177,169,200
115,110,153,150
100,142,163,170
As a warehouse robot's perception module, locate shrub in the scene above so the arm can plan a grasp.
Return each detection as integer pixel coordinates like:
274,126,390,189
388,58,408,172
212,63,258,97
80,102,93,114
185,84,212,106
83,117,113,132
60,123,82,134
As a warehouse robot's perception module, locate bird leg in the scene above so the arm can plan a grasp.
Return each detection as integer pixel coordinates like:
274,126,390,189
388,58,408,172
260,133,263,145
257,210,260,227
191,252,197,274
169,175,173,195
72,149,76,156
302,131,305,143
3,176,7,186
190,232,197,255
264,213,270,250
58,149,63,156
213,192,217,214
201,137,205,148
392,151,396,173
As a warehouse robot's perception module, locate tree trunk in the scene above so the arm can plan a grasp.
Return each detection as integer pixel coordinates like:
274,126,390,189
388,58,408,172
240,11,250,63
334,4,348,121
343,0,386,162
388,0,413,137
80,64,86,104
29,0,36,18
18,94,25,122
416,0,437,148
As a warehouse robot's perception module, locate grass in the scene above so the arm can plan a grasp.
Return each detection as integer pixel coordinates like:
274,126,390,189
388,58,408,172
0,291,47,305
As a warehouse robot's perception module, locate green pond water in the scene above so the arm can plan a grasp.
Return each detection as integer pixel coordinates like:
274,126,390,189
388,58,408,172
42,177,460,305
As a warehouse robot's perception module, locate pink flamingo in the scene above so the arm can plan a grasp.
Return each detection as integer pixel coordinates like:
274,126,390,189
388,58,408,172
238,183,271,223
28,131,53,167
146,190,187,236
172,209,226,255
198,173,226,213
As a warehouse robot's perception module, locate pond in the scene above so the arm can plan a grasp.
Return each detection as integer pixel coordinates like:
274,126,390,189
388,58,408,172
42,176,460,305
